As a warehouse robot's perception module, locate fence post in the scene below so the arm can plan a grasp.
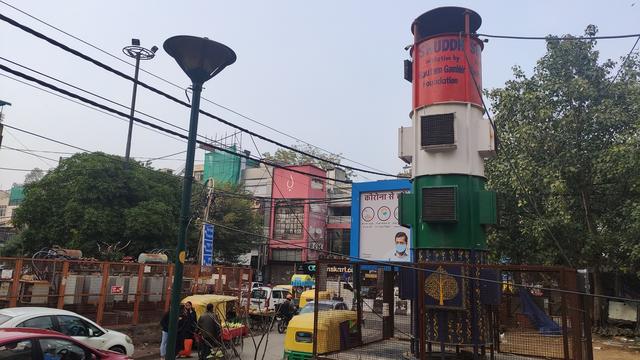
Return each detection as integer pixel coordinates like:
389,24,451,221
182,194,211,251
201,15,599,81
56,261,70,309
165,264,173,312
96,263,111,325
132,263,145,325
565,269,584,360
217,266,223,293
418,266,426,360
9,258,22,307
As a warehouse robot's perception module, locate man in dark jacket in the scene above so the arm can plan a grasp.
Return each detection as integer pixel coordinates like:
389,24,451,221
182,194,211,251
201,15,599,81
197,303,221,360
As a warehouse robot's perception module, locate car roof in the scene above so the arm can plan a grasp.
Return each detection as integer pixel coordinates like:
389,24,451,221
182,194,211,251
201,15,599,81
0,307,78,317
0,328,67,342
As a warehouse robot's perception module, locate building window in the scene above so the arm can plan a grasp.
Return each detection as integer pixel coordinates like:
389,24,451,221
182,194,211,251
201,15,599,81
328,229,350,256
0,205,6,218
311,178,324,190
274,201,304,240
271,249,302,262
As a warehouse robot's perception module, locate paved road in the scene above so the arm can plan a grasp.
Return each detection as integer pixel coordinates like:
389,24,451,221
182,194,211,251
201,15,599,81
241,330,285,360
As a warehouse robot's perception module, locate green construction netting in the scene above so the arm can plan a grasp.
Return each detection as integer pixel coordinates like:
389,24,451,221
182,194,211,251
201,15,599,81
203,147,241,185
9,185,24,206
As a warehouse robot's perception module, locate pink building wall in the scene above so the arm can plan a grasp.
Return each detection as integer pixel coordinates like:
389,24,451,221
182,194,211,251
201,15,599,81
269,165,327,262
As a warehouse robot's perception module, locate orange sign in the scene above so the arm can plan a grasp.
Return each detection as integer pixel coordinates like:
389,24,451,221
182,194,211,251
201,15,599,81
413,35,483,108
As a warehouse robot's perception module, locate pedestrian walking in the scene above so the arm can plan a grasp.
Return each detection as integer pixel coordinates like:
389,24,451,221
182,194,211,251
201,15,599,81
197,303,221,360
160,310,170,360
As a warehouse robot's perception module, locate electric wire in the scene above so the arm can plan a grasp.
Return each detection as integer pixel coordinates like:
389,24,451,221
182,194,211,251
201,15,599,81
0,12,400,178
4,109,637,304
460,32,574,267
0,0,391,175
476,32,640,41
0,72,187,145
212,221,640,304
0,62,352,184
1,145,59,163
0,56,236,148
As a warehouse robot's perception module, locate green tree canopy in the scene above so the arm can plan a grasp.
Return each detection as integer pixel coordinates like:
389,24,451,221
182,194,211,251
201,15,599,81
262,144,354,178
486,26,640,279
8,152,260,262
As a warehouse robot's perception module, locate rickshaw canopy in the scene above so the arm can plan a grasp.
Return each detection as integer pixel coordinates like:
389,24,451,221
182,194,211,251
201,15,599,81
298,289,331,308
181,294,237,322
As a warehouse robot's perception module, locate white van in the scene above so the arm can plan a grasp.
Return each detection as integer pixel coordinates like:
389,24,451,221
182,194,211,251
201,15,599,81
250,286,290,312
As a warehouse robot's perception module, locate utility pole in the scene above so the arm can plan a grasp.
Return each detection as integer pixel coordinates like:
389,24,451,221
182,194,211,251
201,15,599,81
197,179,215,265
0,100,11,149
122,39,158,162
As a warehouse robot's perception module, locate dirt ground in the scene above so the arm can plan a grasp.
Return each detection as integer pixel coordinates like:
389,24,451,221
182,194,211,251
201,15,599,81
592,335,640,360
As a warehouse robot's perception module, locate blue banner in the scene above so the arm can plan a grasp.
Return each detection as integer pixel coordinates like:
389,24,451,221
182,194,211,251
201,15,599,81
201,224,214,266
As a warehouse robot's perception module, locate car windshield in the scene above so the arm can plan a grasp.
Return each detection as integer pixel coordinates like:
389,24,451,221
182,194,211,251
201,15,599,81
299,303,334,314
251,289,268,299
0,314,13,325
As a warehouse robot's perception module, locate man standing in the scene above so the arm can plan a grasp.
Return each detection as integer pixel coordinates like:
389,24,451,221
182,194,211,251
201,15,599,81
197,303,221,360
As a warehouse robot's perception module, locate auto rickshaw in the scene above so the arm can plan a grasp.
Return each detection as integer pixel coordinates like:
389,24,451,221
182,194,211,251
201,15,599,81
181,294,246,359
298,289,331,309
284,310,358,359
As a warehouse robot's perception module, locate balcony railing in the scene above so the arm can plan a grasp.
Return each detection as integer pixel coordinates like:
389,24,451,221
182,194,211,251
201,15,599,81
327,215,351,224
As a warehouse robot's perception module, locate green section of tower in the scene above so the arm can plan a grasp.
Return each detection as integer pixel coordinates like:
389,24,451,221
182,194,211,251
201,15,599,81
399,174,496,250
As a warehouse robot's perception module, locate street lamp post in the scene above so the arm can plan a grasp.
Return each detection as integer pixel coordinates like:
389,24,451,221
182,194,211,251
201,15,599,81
163,35,236,360
123,39,158,162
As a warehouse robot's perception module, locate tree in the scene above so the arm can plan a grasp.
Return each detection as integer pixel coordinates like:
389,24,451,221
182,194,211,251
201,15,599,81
195,182,261,263
8,152,261,263
485,26,640,321
23,168,44,184
262,144,354,178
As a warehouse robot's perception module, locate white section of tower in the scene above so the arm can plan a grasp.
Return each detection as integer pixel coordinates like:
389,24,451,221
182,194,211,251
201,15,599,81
398,103,495,178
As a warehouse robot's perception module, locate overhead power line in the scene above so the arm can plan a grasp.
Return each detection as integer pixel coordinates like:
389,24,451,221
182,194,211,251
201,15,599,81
0,72,187,144
0,64,352,184
476,32,640,41
0,0,390,175
211,220,640,304
0,12,399,179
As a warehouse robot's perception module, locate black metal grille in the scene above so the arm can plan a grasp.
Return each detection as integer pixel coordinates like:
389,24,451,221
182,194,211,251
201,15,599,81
421,113,454,146
422,187,456,222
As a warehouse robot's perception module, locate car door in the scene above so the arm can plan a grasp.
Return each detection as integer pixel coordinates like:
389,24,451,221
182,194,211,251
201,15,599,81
271,290,283,311
55,315,106,351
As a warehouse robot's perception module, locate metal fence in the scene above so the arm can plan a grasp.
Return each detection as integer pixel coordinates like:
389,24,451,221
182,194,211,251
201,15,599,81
0,257,252,328
311,260,592,360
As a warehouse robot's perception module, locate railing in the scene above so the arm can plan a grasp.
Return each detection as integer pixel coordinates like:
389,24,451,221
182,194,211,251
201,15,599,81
0,257,252,327
327,215,351,224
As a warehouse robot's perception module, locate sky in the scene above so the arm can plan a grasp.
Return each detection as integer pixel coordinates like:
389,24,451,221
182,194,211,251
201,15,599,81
1,0,639,189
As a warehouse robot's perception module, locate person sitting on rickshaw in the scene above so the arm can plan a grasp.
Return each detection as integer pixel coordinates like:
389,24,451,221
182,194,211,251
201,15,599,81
278,294,296,326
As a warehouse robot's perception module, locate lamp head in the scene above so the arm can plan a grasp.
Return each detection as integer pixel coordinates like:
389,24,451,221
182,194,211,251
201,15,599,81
163,35,236,85
131,38,141,46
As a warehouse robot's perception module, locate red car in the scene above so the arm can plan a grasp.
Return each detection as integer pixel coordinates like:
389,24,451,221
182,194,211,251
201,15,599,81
0,328,131,359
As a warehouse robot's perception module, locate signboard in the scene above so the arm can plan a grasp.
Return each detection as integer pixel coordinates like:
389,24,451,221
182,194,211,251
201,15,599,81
413,35,483,108
350,180,412,262
359,190,410,262
110,285,124,295
201,224,214,266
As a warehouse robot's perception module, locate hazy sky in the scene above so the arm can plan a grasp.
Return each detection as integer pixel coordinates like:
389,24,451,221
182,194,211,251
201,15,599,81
1,0,638,188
